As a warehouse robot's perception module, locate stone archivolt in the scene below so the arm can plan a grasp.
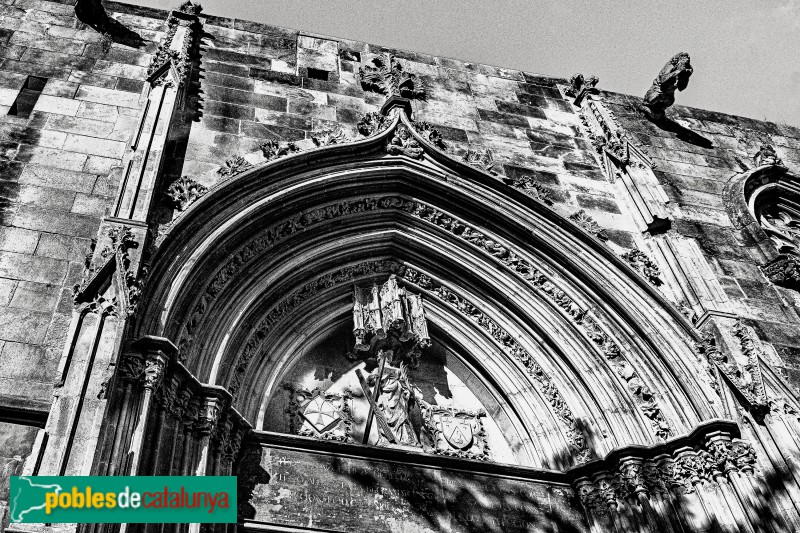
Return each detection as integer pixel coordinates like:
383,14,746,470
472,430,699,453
211,195,672,444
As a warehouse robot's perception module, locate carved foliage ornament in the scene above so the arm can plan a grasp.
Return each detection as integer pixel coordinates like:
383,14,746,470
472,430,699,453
565,74,599,98
761,254,800,288
695,326,767,408
502,175,553,205
357,112,391,137
311,124,349,147
461,148,496,175
569,210,609,242
217,156,252,179
576,437,757,518
147,5,200,87
261,140,300,162
620,248,663,287
357,53,426,100
165,176,208,211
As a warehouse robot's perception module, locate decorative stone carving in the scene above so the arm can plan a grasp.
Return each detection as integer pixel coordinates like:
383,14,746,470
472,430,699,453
357,112,391,137
350,275,430,368
284,385,353,442
387,124,423,158
502,175,553,205
575,428,758,519
753,144,783,167
73,225,139,305
118,352,145,382
357,53,426,100
86,294,118,317
620,248,663,286
695,327,767,410
461,148,496,175
569,210,609,242
565,73,598,105
143,354,167,391
422,405,489,461
217,156,252,179
358,358,421,447
178,0,202,14
412,121,447,150
260,140,300,162
147,5,200,87
165,176,208,211
311,125,349,147
125,266,147,315
642,52,693,120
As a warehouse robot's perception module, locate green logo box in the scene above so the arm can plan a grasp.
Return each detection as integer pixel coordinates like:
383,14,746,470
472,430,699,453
10,476,237,524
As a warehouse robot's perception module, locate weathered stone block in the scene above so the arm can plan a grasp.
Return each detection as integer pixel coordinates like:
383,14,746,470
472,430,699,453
18,164,97,193
0,305,51,343
75,85,141,109
32,94,81,116
35,232,89,262
17,184,75,211
15,145,88,171
63,133,126,158
46,114,116,137
8,279,59,310
11,205,99,238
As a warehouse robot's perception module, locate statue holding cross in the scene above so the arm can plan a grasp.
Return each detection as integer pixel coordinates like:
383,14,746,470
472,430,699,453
357,351,422,447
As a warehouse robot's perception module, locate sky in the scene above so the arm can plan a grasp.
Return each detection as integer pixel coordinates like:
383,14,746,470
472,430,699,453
125,0,800,128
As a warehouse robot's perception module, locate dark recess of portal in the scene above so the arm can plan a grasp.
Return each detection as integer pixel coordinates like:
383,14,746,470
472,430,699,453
8,76,47,118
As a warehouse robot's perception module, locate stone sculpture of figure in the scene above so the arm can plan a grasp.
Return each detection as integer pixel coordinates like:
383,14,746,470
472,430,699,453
643,53,693,120
368,362,420,446
753,144,783,167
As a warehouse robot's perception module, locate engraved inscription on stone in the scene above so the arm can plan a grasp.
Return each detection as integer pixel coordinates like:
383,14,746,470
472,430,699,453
245,444,584,533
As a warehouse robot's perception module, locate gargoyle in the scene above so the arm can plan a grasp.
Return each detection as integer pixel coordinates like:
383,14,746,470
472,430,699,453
642,52,693,120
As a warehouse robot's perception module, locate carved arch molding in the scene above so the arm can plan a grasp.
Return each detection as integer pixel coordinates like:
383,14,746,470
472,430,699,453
127,109,726,468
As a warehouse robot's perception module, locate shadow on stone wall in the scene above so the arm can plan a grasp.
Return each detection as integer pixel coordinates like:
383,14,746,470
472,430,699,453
239,413,800,533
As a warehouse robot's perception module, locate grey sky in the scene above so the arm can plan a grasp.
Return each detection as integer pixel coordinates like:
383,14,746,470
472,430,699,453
126,0,800,128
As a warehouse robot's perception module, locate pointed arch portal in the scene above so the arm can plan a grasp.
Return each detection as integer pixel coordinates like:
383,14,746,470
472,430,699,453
90,106,764,532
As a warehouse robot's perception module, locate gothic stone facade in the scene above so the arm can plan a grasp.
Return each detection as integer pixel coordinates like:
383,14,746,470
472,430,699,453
1,1,800,532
